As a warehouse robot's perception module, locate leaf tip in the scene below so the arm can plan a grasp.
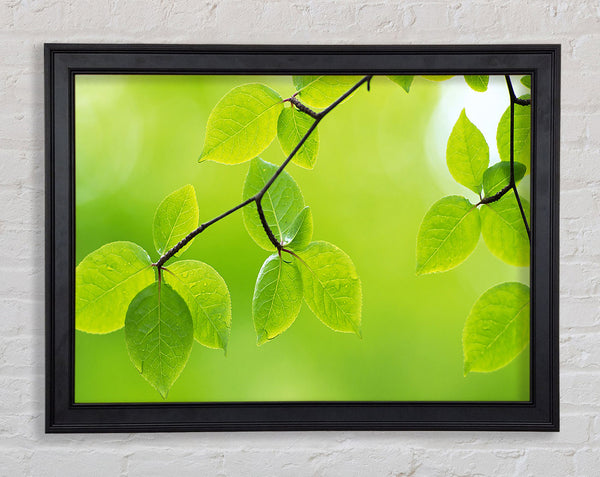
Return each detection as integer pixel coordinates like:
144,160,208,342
256,331,269,346
198,150,212,164
463,361,472,377
415,265,430,276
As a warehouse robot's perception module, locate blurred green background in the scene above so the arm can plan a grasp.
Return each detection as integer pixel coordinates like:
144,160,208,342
75,74,530,402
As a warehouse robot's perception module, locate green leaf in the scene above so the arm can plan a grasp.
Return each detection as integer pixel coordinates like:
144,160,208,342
496,94,531,171
463,282,530,374
242,158,306,251
292,76,360,108
125,282,194,398
482,161,527,197
164,260,231,352
422,75,454,81
416,196,481,275
387,75,414,93
253,254,303,345
480,192,530,267
199,83,283,164
76,241,155,334
297,241,362,335
464,75,489,92
283,206,313,251
153,185,199,256
277,107,319,169
521,75,531,89
446,109,489,194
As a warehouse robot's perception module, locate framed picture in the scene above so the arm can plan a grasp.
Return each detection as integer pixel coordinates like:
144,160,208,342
45,44,560,432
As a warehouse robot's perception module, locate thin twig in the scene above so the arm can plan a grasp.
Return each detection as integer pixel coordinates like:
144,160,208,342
512,183,531,238
477,184,512,206
505,75,531,240
478,77,531,242
154,75,372,268
287,96,319,119
154,196,255,268
256,198,282,250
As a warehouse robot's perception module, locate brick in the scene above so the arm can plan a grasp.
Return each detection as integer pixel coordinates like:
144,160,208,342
561,188,599,220
569,34,600,71
453,2,503,33
0,109,44,151
310,2,356,27
0,267,44,301
356,3,403,33
562,373,600,408
12,1,67,32
561,296,600,328
215,1,300,42
64,0,113,30
0,376,42,414
0,450,31,477
560,262,600,298
0,335,43,376
562,113,588,144
560,218,585,258
127,450,223,477
0,150,43,189
557,414,592,445
311,447,414,477
561,333,600,369
31,450,123,477
562,69,600,111
582,226,600,256
520,449,576,476
1,298,44,336
404,3,453,33
0,186,44,229
575,448,600,476
587,113,600,146
413,449,522,477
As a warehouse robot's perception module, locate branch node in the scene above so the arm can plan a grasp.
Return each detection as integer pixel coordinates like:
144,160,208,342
288,96,320,119
514,97,532,106
476,184,512,206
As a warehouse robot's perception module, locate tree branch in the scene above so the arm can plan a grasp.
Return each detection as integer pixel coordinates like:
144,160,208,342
287,96,319,119
477,184,512,205
505,74,531,240
512,183,531,238
154,75,373,268
477,76,531,241
256,197,282,250
154,196,256,268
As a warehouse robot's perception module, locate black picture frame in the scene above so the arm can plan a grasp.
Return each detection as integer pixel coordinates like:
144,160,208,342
45,44,560,433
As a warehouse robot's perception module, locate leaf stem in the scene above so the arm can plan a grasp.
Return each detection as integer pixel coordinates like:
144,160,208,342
154,75,373,268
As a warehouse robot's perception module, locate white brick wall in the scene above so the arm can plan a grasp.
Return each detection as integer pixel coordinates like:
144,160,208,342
0,0,598,475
